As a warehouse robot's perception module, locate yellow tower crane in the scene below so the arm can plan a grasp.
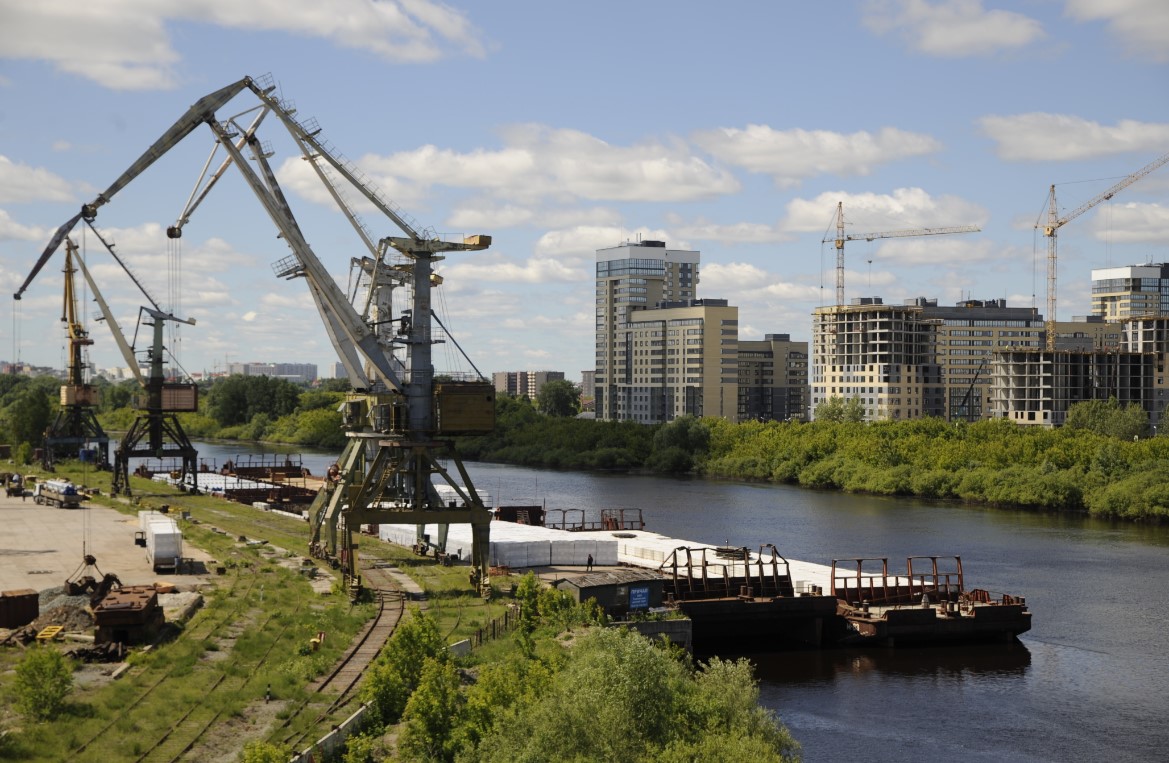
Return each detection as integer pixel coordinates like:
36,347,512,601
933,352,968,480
1041,149,1169,351
824,201,980,307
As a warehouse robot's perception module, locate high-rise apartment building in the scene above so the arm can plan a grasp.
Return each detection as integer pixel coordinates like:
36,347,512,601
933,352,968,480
1091,263,1169,321
595,241,700,421
738,334,809,421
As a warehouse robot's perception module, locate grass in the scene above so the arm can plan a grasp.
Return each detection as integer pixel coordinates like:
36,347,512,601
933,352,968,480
0,461,529,760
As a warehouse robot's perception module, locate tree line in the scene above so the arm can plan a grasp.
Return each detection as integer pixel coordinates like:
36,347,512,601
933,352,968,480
5,372,1167,521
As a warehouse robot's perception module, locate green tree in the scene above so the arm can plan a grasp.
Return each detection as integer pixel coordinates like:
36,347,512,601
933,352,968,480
360,612,447,723
814,395,865,423
240,740,292,763
536,380,580,417
646,416,710,473
341,731,386,763
473,628,798,763
2,384,54,447
14,646,73,721
1065,397,1147,440
398,657,464,762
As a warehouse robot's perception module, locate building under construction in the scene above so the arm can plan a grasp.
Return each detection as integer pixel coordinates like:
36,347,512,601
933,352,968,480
991,316,1169,429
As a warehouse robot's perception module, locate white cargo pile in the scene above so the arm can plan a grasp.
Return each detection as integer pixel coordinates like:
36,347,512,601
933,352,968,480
431,483,493,508
152,472,273,494
145,516,183,573
379,521,617,568
571,529,836,590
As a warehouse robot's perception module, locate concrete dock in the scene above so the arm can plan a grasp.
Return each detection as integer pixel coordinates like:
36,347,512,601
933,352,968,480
0,490,216,593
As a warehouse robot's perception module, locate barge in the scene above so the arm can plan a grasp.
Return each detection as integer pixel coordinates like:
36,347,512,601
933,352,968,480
829,556,1031,646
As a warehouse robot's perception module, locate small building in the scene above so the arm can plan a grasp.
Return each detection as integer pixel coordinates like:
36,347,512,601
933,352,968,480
0,589,39,629
555,569,666,617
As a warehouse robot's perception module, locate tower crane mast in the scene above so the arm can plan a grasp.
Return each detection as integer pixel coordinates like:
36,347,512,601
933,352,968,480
824,202,980,307
1041,150,1169,351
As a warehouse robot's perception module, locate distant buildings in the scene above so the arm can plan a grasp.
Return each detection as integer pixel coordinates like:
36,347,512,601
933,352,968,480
492,371,566,400
594,240,806,424
227,362,317,384
1091,263,1169,322
738,334,808,422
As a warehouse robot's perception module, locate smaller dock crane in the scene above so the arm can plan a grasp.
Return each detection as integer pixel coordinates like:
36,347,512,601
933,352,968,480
41,239,111,469
824,201,980,307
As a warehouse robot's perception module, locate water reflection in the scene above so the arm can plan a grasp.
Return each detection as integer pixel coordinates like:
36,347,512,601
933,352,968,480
730,641,1032,684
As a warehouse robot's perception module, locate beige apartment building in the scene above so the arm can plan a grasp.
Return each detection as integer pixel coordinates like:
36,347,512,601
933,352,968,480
596,241,749,423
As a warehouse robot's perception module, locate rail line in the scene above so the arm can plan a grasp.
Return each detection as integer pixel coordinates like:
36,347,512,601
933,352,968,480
69,565,256,757
275,565,406,752
139,595,303,763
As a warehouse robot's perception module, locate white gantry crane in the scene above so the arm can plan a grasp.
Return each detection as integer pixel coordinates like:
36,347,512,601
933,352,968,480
1041,150,1169,351
824,201,980,307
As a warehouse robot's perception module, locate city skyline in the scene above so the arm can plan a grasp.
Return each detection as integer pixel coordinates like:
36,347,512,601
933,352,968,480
1,2,1167,382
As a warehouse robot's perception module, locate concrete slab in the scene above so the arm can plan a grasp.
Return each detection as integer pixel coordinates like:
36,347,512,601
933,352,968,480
0,491,215,593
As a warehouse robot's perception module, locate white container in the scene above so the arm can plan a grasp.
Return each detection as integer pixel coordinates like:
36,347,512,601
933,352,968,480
146,518,182,573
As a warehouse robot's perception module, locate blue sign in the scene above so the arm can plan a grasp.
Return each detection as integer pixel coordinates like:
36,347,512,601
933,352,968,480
629,586,650,610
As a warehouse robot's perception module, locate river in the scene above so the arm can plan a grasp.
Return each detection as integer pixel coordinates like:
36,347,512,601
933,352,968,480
190,441,1168,762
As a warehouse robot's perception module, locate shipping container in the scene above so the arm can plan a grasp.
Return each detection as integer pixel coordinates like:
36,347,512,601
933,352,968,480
145,518,182,573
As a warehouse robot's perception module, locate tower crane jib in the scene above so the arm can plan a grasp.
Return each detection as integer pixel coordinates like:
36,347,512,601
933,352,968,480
1041,149,1169,351
824,201,980,307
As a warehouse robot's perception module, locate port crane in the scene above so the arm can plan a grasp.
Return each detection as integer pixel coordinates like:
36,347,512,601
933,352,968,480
20,74,497,597
1040,149,1169,351
824,201,980,307
41,238,111,470
55,229,200,496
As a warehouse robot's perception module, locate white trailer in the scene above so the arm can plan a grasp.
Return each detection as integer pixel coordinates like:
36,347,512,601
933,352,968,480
145,518,182,573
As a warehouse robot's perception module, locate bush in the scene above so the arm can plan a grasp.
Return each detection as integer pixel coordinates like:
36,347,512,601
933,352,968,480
14,647,73,721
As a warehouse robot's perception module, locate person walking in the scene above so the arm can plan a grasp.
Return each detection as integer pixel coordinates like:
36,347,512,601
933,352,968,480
586,553,593,572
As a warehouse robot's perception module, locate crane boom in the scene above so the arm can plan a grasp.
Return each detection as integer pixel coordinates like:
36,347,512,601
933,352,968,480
824,202,980,306
1041,149,1169,351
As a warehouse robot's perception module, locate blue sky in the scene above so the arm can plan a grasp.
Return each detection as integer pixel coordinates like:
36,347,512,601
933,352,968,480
1,1,1167,383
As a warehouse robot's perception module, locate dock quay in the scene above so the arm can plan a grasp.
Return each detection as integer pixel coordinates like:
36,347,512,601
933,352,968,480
375,520,1031,650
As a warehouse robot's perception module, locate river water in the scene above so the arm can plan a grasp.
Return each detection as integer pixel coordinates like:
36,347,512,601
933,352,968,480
191,442,1168,762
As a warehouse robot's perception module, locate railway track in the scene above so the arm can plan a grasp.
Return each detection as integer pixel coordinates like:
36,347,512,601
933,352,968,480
275,565,406,752
69,565,256,758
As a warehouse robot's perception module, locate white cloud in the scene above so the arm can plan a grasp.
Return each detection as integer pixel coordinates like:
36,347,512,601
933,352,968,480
533,226,675,259
692,125,941,186
1066,0,1169,63
1086,202,1169,243
0,0,487,90
980,113,1169,161
0,209,48,242
362,125,740,205
863,0,1045,57
0,156,75,204
441,252,583,285
782,188,988,234
665,215,796,244
868,237,1004,266
446,202,622,231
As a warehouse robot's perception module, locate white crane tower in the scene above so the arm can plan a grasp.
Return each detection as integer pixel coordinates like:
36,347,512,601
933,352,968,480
1041,150,1169,351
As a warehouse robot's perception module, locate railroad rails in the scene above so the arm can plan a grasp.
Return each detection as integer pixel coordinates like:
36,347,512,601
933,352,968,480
68,565,259,758
275,565,406,753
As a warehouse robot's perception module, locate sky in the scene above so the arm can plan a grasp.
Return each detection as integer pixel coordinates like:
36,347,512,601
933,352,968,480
1,0,1167,384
